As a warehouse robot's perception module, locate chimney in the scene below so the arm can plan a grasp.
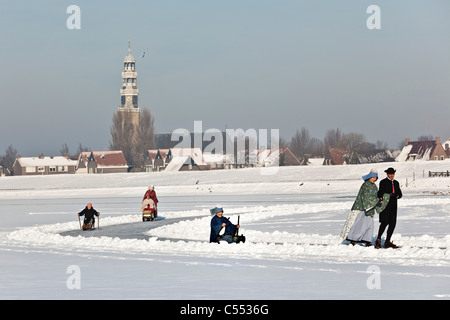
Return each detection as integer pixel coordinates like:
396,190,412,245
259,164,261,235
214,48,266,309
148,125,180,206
39,153,45,159
405,138,410,146
436,137,440,144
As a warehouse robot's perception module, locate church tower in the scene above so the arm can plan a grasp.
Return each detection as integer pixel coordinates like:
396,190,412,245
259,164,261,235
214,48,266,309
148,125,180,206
118,40,140,133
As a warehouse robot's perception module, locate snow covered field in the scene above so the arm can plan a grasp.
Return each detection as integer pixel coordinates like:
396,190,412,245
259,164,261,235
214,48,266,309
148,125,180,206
1,161,450,301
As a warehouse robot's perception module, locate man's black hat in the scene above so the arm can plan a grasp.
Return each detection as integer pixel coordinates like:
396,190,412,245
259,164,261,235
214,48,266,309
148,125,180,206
385,167,396,174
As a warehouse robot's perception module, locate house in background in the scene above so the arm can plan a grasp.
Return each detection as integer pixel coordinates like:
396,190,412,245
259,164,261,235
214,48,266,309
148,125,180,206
145,148,226,172
254,147,303,167
396,137,448,162
143,149,174,172
76,151,128,174
164,148,206,172
323,148,349,165
13,154,77,176
280,147,304,166
143,149,159,172
323,147,395,165
442,138,450,158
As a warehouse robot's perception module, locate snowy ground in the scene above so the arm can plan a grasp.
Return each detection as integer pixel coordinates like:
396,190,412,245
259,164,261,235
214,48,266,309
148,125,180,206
1,161,450,300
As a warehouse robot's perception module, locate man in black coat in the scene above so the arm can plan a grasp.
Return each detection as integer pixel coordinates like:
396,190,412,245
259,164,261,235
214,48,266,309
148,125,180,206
78,203,100,230
376,168,402,248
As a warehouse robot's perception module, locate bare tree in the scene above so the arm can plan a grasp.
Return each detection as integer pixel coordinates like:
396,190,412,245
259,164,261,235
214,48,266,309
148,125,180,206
375,140,388,149
60,143,70,156
76,143,90,155
341,132,367,150
417,135,434,141
109,111,134,166
132,108,156,170
324,128,344,149
289,128,324,159
109,108,156,168
1,145,18,176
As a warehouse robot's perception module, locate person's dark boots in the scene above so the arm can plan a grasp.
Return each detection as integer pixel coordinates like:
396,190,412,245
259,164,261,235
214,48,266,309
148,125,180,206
384,241,399,249
375,238,382,249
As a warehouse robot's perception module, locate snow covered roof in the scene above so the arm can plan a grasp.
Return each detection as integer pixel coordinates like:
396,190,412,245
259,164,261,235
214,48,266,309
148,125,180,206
93,151,128,168
80,151,128,168
395,145,413,162
396,140,439,162
15,156,77,167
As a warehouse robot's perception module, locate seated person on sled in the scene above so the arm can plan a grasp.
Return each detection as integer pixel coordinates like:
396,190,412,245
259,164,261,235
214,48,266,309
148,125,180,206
78,203,100,230
143,185,158,219
141,194,156,221
209,206,245,244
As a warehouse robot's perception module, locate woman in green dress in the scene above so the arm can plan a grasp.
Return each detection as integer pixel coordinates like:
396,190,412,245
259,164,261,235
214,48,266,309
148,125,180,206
340,169,390,246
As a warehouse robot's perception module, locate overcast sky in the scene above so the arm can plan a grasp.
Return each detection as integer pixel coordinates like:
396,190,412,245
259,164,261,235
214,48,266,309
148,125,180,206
1,0,449,156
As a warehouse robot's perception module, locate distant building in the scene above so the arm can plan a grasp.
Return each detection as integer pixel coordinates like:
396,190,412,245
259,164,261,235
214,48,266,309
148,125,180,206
442,138,450,158
114,40,140,151
144,149,173,172
13,154,77,176
323,147,394,165
164,148,205,172
143,147,301,172
76,151,128,174
323,148,349,165
396,137,448,161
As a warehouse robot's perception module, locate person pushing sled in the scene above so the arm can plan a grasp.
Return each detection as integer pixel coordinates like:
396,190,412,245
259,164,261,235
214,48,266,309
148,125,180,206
78,203,100,231
209,206,245,244
141,193,156,221
141,185,158,221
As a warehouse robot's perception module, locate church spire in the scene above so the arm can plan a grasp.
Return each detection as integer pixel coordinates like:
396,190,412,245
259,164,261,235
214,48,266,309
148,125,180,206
120,39,138,109
117,40,140,136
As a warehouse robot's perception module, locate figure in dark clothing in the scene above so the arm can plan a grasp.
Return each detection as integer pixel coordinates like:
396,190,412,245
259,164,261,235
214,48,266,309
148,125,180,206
78,203,100,230
376,168,402,248
143,185,158,218
209,206,244,244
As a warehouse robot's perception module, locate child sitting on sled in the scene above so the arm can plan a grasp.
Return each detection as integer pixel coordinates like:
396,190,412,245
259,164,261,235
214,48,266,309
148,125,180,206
141,194,156,221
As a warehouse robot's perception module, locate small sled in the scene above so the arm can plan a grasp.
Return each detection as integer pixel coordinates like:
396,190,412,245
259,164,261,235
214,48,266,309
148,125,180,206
233,215,245,244
82,219,95,231
142,208,156,221
233,234,246,244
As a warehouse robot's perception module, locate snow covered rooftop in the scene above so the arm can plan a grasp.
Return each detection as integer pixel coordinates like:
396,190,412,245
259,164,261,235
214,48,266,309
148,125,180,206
15,156,77,167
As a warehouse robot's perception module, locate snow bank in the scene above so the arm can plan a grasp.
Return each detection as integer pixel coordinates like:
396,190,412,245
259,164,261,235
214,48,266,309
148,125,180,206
6,201,450,267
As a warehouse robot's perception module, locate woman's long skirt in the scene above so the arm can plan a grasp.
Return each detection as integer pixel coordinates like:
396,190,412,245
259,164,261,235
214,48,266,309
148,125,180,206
346,211,374,243
340,210,360,239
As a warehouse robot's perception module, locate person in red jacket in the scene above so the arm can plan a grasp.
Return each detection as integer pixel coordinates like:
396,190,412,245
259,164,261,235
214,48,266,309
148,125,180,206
143,185,158,218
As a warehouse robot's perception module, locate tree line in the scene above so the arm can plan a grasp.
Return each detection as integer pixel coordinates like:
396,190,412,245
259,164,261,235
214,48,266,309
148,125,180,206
287,129,439,161
0,112,439,176
287,127,389,159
